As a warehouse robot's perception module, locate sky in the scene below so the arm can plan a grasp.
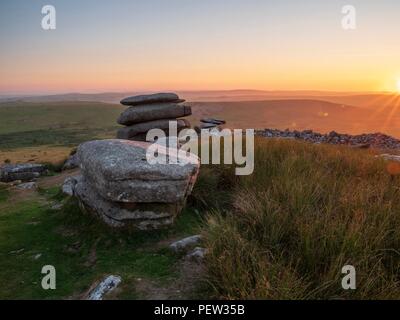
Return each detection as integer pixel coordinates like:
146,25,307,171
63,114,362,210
1,0,400,94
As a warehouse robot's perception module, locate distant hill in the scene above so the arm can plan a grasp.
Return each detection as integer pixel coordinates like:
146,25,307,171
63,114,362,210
1,90,395,107
2,97,400,148
189,99,400,138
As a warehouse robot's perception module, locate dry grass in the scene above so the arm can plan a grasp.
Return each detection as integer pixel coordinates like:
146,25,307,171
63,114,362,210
0,146,72,165
194,138,400,299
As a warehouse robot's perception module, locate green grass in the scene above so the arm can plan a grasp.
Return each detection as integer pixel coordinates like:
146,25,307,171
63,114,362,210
196,138,400,299
0,101,123,150
2,135,400,299
0,187,202,299
0,185,10,203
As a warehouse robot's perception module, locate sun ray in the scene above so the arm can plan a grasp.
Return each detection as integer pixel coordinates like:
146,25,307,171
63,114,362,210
380,96,400,132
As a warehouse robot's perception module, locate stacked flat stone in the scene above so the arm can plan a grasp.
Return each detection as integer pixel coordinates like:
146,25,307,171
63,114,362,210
72,139,199,230
116,93,192,141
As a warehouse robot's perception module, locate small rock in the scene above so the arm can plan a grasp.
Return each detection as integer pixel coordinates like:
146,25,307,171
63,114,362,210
186,247,207,262
87,275,122,300
0,163,46,182
51,203,63,210
378,154,400,162
9,248,25,255
34,253,42,260
62,176,79,196
200,118,226,125
16,182,37,190
62,154,79,171
169,235,202,253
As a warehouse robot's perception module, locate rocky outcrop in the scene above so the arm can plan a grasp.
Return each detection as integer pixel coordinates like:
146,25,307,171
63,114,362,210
117,93,192,141
73,139,200,230
0,163,47,182
256,129,400,150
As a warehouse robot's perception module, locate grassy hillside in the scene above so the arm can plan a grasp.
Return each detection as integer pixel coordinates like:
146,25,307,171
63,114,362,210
0,101,123,163
0,138,399,299
194,138,400,299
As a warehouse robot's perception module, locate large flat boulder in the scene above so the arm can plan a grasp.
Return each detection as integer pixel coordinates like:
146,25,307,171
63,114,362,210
117,103,191,125
0,163,46,182
116,119,190,140
120,93,184,106
74,177,180,229
77,139,199,203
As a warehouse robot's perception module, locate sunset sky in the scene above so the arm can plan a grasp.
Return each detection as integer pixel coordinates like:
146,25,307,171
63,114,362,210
1,0,400,94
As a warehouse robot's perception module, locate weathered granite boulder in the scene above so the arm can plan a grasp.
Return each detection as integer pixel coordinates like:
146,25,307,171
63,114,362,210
120,93,183,106
75,177,180,229
77,139,199,204
0,163,46,182
117,103,192,125
116,119,190,140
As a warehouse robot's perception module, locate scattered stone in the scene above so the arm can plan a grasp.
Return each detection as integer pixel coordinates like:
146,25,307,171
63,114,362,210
9,248,25,255
87,275,122,300
186,247,207,262
120,93,183,106
9,180,22,186
51,203,63,210
200,118,226,125
117,119,190,140
256,129,400,150
62,176,79,196
199,122,218,129
169,235,202,253
378,154,400,162
16,182,37,190
0,163,46,182
118,103,192,125
62,153,79,170
34,253,42,260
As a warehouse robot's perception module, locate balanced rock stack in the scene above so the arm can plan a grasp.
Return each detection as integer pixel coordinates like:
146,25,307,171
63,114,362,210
117,93,192,141
71,139,199,230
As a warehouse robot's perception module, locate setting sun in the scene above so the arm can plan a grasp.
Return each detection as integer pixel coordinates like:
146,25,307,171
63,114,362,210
397,80,400,93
